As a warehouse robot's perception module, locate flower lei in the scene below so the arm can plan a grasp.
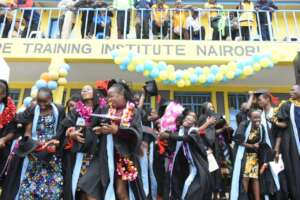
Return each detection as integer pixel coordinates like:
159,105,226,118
98,97,107,109
116,155,138,181
0,97,16,129
108,102,135,128
75,101,93,125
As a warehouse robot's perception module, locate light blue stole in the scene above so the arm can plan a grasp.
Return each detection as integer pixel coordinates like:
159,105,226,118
290,103,300,156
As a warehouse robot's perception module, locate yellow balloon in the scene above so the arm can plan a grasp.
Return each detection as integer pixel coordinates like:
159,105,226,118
260,58,270,68
128,64,136,72
58,78,67,85
203,66,210,75
220,65,228,72
30,87,38,98
177,80,185,88
215,73,224,82
49,70,59,80
253,63,262,72
183,71,190,80
169,72,176,81
155,77,162,83
144,70,150,77
167,65,175,72
228,62,237,71
226,71,235,79
198,75,207,84
131,57,142,65
187,67,195,74
243,67,254,76
185,80,191,86
114,56,125,65
159,71,168,80
59,68,68,77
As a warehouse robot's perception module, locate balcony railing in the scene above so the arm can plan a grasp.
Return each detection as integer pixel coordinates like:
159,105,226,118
0,7,299,42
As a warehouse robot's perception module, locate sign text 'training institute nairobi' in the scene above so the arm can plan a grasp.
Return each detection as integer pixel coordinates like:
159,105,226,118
0,42,261,57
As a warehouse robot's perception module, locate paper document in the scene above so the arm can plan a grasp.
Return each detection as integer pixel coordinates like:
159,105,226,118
269,154,284,176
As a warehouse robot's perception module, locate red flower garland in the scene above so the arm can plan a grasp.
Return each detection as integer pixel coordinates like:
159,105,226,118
0,97,16,129
116,156,138,181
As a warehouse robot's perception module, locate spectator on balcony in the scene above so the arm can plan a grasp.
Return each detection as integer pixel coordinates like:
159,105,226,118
238,0,254,41
185,8,205,40
204,0,224,40
74,0,95,38
10,0,40,38
0,0,13,38
151,0,169,39
134,0,154,39
88,1,112,39
113,0,134,39
255,0,278,41
171,1,189,40
58,0,79,39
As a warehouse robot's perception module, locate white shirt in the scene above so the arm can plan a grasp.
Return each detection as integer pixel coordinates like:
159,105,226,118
186,16,201,31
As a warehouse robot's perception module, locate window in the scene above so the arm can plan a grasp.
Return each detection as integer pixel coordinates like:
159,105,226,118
48,18,60,39
174,92,211,114
9,89,21,106
228,93,248,130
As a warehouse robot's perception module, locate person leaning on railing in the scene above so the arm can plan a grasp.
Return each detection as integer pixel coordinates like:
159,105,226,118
204,0,224,41
134,0,154,39
185,8,205,40
151,0,169,39
0,0,12,38
238,0,254,41
113,0,134,39
171,0,190,40
58,0,79,39
254,0,278,41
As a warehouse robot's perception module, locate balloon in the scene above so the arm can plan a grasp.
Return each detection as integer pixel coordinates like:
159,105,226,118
190,74,198,84
253,54,262,62
49,70,59,80
48,65,56,72
145,60,153,71
176,70,184,80
58,78,67,86
207,74,215,84
198,75,207,84
157,62,167,71
120,64,127,71
136,64,144,73
23,96,33,108
36,79,47,89
177,80,185,88
210,65,219,75
183,71,190,80
168,72,176,81
127,51,135,59
226,71,235,79
237,62,245,70
59,68,68,77
203,66,210,75
239,74,248,80
235,69,243,77
253,63,262,72
220,65,228,72
260,58,270,68
30,88,38,98
195,66,203,75
122,57,131,65
150,68,160,79
228,62,237,71
163,80,170,85
48,81,58,90
215,73,224,82
114,56,125,65
143,70,150,77
127,64,136,72
267,62,274,68
40,72,50,82
243,67,254,76
167,65,175,72
159,71,168,80
155,77,162,83
111,50,118,59
185,80,191,87
60,63,71,72
187,67,195,74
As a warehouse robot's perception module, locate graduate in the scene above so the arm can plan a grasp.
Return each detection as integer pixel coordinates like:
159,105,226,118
77,80,145,200
273,84,300,200
159,109,212,200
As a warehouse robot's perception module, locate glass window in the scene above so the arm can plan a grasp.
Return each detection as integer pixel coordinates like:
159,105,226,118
228,93,248,130
174,92,211,114
9,89,21,106
48,18,60,39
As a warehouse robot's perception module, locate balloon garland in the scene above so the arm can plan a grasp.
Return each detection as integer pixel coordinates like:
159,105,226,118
111,50,281,88
29,62,71,98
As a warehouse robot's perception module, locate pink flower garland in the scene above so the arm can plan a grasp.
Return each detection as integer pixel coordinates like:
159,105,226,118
160,102,184,132
75,101,93,125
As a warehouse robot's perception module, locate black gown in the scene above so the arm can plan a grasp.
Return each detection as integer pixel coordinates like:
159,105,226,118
77,107,146,200
276,101,300,200
168,127,212,200
0,104,65,200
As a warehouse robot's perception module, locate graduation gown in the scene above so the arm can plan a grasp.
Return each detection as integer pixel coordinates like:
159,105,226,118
168,127,212,200
276,101,300,200
77,107,146,200
0,104,65,200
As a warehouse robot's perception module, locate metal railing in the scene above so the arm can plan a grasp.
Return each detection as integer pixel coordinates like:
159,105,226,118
0,7,299,41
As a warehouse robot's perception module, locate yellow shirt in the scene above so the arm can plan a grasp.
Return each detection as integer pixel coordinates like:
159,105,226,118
204,2,223,18
152,4,169,26
239,2,254,27
173,10,188,29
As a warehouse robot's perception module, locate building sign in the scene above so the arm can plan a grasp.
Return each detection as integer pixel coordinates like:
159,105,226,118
0,39,299,64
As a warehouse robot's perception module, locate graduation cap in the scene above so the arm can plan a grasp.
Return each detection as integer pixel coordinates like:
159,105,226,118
144,80,158,97
16,136,38,157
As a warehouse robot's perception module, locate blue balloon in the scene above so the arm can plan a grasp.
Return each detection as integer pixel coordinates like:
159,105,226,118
60,63,71,72
267,62,274,68
150,68,160,79
48,81,58,90
235,69,243,77
263,52,272,59
176,70,184,80
221,76,229,83
210,65,219,75
237,62,245,69
190,74,198,84
244,59,254,66
127,51,135,59
163,80,170,85
111,50,118,59
157,62,167,71
195,67,203,75
253,54,262,62
36,79,47,89
145,60,153,71
23,97,33,108
122,57,131,65
136,64,144,73
207,74,215,84
120,64,128,71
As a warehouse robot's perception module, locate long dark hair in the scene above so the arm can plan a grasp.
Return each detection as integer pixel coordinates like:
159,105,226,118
110,81,134,103
0,79,9,107
80,86,102,110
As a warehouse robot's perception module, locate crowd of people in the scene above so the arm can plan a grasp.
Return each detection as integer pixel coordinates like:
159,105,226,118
0,0,280,41
1,77,300,200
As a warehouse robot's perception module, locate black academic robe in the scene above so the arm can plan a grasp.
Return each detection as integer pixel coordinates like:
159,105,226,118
276,101,300,200
168,128,213,200
77,107,146,200
0,104,65,200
